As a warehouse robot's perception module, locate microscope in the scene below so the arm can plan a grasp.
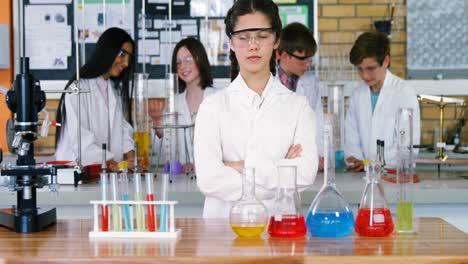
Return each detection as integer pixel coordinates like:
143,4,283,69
0,57,60,233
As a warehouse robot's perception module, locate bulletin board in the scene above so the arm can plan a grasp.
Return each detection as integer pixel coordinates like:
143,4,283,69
22,0,315,81
406,0,468,79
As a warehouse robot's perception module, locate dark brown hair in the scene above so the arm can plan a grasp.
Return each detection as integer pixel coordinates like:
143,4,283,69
224,0,282,81
278,22,317,57
349,31,390,66
171,38,213,93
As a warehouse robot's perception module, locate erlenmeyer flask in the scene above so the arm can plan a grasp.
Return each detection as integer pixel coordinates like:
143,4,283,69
355,161,394,237
230,167,268,237
268,160,306,238
306,114,354,237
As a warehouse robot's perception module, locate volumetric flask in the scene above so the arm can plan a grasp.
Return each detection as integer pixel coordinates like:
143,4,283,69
133,73,150,170
355,161,394,237
230,167,268,237
306,114,354,237
396,108,415,234
268,160,306,238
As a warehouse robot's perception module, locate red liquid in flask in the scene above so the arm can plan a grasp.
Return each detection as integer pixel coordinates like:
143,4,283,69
101,205,109,232
355,208,394,237
146,194,155,232
268,215,307,238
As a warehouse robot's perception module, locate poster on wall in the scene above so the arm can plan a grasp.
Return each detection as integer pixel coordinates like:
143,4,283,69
74,0,134,43
279,5,308,27
190,0,233,17
200,19,229,66
25,5,71,69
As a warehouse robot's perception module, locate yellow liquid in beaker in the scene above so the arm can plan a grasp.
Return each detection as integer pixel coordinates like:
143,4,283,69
133,132,149,169
231,224,266,237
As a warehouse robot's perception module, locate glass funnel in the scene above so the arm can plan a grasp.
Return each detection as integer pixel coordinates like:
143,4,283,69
268,160,306,238
133,73,150,170
306,114,354,237
355,161,394,237
396,107,415,234
230,167,268,237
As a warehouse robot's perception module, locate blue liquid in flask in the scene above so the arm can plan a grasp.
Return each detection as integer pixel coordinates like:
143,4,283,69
306,210,354,237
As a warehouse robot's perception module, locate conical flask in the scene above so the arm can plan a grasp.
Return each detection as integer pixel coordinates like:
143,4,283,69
230,167,268,237
268,160,306,238
355,161,394,236
306,114,354,237
396,107,415,234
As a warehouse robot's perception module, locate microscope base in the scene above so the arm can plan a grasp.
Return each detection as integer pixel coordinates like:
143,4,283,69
0,206,57,233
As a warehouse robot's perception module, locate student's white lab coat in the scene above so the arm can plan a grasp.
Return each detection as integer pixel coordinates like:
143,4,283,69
194,74,318,218
55,77,134,166
276,71,324,155
154,87,217,164
344,70,420,167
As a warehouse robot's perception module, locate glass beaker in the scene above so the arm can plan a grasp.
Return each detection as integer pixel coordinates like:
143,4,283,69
268,160,306,238
327,84,346,172
133,73,150,170
396,108,415,234
306,114,354,237
230,167,268,237
355,161,394,237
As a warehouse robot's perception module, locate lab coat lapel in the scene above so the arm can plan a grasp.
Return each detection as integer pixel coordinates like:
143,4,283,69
108,83,117,134
372,70,391,116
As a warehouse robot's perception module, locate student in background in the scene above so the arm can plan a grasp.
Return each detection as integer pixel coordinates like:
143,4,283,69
149,37,216,168
344,31,420,171
55,27,137,172
276,22,324,170
194,0,318,218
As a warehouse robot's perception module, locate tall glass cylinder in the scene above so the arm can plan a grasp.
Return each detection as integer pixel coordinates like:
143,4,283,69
163,73,182,175
396,108,415,234
133,73,150,170
327,84,346,171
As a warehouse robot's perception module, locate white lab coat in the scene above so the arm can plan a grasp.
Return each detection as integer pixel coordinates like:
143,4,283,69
276,71,324,155
55,77,134,166
344,70,420,167
194,74,318,218
154,87,218,165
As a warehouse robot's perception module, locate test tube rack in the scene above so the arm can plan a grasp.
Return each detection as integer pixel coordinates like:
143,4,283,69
89,200,181,239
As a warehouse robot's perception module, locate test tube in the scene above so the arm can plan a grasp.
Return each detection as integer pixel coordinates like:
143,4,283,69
110,172,122,231
134,172,145,231
119,170,133,231
160,172,169,232
100,172,109,232
145,172,156,232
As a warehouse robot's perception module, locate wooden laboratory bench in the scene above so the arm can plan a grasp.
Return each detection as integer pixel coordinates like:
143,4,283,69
0,218,467,263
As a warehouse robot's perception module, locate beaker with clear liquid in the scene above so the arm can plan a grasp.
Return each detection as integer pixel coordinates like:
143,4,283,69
396,108,415,234
327,84,346,172
306,114,354,237
133,73,150,170
268,160,307,238
230,167,268,237
355,161,394,237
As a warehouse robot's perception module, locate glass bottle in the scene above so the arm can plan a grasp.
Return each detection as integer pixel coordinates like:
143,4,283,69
355,161,394,237
306,114,354,237
230,167,268,237
133,73,150,170
396,108,415,234
268,160,306,238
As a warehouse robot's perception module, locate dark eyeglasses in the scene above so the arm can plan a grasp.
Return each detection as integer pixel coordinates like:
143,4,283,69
117,49,133,59
287,52,313,63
